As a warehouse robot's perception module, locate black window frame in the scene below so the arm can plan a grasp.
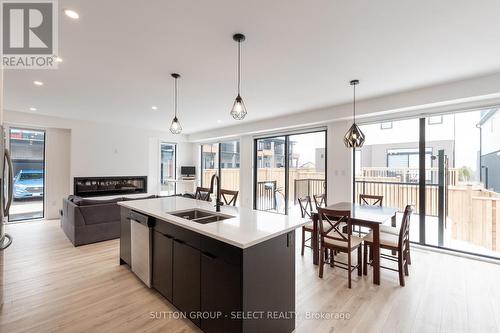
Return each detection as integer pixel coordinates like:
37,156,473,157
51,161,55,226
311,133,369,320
200,140,240,195
353,114,500,261
253,129,328,215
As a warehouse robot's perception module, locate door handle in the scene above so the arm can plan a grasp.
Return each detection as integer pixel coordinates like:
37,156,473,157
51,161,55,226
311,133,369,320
163,233,173,239
173,238,185,244
4,149,13,216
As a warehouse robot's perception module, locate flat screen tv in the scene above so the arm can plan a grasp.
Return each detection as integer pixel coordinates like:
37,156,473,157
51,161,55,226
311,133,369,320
181,166,196,177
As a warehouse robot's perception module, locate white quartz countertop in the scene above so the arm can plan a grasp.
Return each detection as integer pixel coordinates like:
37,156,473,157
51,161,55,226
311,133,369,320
118,197,308,249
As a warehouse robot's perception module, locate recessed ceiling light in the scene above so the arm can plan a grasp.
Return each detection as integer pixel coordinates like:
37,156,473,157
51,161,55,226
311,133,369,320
55,57,63,63
151,106,158,110
29,107,37,111
33,80,44,86
64,9,79,19
217,120,222,123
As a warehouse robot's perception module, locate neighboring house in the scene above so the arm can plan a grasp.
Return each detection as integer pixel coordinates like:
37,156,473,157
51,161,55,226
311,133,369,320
220,141,240,168
9,129,45,177
478,109,500,192
201,141,241,169
356,117,457,184
256,138,297,168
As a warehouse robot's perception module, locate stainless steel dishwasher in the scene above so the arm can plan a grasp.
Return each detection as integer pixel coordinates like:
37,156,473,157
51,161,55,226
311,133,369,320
130,211,153,287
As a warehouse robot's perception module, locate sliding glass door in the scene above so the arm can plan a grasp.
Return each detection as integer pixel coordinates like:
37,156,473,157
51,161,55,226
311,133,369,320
200,141,240,204
254,130,326,215
201,143,218,188
425,110,500,258
255,136,287,213
160,143,176,195
355,118,421,242
8,128,46,222
220,141,240,197
355,108,500,259
288,132,326,210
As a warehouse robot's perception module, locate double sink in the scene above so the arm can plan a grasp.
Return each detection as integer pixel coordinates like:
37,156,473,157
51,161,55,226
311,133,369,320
169,209,234,224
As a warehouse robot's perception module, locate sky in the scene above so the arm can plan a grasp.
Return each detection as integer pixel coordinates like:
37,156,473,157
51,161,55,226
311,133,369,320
289,131,325,167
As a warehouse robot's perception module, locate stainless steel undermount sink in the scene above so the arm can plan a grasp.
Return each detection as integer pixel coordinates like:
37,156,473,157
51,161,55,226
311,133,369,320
169,209,234,224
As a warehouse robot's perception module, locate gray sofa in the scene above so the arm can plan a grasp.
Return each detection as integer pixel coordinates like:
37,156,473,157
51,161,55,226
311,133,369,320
61,195,156,246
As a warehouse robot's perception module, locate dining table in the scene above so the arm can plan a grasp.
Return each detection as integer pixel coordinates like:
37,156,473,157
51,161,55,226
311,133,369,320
311,202,398,285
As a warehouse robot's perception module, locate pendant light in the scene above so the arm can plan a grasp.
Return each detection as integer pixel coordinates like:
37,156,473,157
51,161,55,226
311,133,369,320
230,33,247,120
343,79,366,148
169,73,182,134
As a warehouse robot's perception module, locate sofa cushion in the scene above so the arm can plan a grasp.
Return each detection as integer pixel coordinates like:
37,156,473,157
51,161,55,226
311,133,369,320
121,195,157,201
79,204,121,224
78,197,124,206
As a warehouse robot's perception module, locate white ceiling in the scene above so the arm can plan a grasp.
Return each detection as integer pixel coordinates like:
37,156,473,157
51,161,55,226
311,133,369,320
5,0,500,134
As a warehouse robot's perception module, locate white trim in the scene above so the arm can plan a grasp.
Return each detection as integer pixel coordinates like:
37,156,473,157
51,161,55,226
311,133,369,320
253,126,328,140
412,243,500,265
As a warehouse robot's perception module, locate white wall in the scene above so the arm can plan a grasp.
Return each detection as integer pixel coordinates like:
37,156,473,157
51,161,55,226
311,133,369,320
4,110,195,217
44,128,71,219
326,121,352,204
238,135,254,209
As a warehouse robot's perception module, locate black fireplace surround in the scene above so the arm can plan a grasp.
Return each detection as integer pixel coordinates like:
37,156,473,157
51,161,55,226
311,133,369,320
73,176,147,197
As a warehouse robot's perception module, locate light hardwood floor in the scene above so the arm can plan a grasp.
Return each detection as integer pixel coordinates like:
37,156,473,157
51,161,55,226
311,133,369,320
1,220,499,333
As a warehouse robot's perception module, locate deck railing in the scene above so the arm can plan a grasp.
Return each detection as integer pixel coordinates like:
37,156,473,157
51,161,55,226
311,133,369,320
256,181,277,211
357,167,458,185
354,180,439,216
293,179,326,204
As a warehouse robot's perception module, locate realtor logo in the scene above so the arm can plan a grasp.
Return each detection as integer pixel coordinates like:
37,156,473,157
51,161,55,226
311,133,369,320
1,0,59,69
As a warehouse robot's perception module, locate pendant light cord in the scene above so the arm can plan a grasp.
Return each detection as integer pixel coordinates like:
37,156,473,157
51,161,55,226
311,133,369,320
237,40,241,95
353,83,356,124
174,77,178,118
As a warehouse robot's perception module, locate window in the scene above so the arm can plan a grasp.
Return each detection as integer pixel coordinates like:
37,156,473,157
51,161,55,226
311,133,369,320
355,111,500,259
387,148,432,170
160,143,176,195
201,143,219,188
254,130,327,215
428,115,443,125
380,122,393,129
8,128,46,222
201,140,240,204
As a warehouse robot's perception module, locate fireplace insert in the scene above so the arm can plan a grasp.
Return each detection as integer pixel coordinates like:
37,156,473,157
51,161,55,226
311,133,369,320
73,176,147,197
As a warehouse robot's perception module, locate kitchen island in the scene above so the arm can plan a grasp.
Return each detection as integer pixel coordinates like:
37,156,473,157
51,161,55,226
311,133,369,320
118,196,308,333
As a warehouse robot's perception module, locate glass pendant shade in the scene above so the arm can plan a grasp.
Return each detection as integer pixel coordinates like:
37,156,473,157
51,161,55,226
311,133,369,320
169,116,182,134
344,79,365,148
169,73,182,134
231,33,247,120
230,94,247,120
343,122,365,148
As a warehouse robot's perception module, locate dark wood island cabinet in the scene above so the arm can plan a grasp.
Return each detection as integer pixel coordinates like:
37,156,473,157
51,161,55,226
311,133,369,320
119,197,303,333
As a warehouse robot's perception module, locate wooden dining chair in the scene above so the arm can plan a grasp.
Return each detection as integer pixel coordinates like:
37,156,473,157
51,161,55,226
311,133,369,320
221,189,239,206
378,220,412,265
298,196,314,256
359,194,383,206
363,205,413,286
313,193,327,210
317,208,363,288
357,194,384,235
194,187,211,201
